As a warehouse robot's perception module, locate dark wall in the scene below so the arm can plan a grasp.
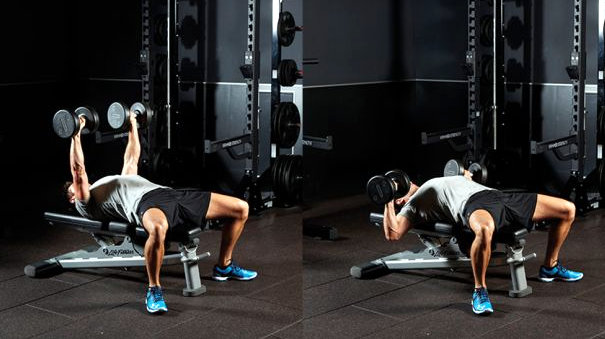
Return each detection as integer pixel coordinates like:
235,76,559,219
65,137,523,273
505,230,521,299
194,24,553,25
303,0,600,201
0,1,71,235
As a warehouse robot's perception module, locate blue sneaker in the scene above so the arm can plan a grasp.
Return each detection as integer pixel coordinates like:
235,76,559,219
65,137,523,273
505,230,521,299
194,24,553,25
145,286,168,314
539,262,583,282
212,261,258,281
471,287,494,315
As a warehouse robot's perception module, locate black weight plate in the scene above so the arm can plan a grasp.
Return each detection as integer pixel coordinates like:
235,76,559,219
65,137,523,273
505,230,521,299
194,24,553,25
278,59,298,87
444,159,464,177
290,155,303,202
275,155,285,198
130,102,152,128
284,155,293,201
74,106,99,135
278,11,296,47
53,109,78,139
480,15,494,47
107,102,129,130
277,102,301,148
385,169,410,197
273,155,287,197
468,162,488,184
367,175,396,205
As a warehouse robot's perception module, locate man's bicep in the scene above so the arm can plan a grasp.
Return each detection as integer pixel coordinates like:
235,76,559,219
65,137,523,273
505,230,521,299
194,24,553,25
72,172,90,202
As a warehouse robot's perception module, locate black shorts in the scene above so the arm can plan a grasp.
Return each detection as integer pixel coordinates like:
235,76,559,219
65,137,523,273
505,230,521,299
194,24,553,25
462,190,537,232
136,188,211,230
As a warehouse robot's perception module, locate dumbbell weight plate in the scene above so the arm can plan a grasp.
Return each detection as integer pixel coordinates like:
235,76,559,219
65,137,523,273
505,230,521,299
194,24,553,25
107,102,129,130
130,102,152,128
74,106,99,135
385,170,411,198
468,162,488,185
367,175,396,205
444,159,465,177
52,109,79,139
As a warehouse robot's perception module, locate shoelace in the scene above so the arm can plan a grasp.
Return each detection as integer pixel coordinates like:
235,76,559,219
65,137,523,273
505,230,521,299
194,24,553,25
476,289,489,303
150,288,163,302
232,264,242,273
556,263,568,273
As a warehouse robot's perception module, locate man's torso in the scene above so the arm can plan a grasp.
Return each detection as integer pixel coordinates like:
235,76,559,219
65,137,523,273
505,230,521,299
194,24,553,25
75,174,165,224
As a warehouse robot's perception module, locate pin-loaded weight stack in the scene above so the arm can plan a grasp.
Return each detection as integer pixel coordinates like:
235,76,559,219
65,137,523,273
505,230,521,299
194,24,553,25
272,155,303,205
278,59,303,87
278,11,303,47
107,102,153,130
366,170,411,205
443,159,488,184
52,107,100,139
272,102,301,148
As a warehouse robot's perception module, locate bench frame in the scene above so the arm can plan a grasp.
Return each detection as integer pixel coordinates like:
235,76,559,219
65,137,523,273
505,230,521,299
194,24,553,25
350,213,536,298
25,212,210,297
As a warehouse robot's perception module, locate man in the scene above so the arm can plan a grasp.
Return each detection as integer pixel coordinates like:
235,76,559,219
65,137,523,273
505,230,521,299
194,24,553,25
65,113,257,314
382,169,582,315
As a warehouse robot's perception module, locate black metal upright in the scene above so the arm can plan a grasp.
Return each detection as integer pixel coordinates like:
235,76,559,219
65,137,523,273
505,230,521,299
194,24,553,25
466,0,482,162
466,0,503,162
571,0,587,179
271,0,282,121
246,0,261,179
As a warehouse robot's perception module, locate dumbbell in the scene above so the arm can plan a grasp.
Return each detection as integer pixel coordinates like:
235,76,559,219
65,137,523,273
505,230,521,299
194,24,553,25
278,11,303,47
52,107,100,139
366,170,411,205
107,102,153,130
278,60,303,87
443,159,488,184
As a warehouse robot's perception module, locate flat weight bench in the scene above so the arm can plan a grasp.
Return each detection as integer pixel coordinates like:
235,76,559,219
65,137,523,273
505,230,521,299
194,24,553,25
350,213,537,297
24,212,210,297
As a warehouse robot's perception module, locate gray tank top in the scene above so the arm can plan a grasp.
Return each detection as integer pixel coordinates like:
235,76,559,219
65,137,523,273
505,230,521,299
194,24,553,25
74,175,165,225
398,176,492,225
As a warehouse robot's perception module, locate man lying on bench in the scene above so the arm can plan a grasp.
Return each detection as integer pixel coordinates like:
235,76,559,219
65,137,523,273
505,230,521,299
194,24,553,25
382,169,582,315
64,113,257,314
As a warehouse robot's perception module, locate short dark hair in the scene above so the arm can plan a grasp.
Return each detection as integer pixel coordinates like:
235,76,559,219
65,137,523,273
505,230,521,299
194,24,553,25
62,181,73,199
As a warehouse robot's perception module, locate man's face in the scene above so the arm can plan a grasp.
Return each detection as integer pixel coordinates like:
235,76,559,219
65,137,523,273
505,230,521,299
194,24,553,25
67,184,76,204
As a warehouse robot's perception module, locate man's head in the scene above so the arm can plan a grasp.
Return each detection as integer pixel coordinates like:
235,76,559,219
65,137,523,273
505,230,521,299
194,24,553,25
63,181,76,204
394,182,419,206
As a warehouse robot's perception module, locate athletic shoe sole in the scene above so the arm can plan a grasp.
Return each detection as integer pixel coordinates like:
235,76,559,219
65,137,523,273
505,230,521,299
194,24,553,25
145,299,168,314
538,274,583,283
471,302,494,315
212,272,258,282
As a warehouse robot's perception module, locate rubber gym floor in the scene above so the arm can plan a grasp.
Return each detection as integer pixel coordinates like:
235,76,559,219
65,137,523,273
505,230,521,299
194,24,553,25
0,208,302,338
302,195,605,338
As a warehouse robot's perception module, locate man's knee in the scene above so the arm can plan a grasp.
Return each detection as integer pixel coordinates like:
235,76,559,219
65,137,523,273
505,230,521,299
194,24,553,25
146,221,168,242
564,201,576,222
236,200,249,221
472,222,495,242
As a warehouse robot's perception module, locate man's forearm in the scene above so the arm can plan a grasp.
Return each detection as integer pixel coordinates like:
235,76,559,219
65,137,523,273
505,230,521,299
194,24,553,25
124,122,141,163
70,134,86,176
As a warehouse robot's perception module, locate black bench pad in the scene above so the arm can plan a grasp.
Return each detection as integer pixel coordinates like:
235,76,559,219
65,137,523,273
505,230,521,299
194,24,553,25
369,213,528,245
44,212,202,244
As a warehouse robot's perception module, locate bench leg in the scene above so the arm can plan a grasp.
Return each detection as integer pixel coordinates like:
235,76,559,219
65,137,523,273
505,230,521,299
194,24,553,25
506,245,536,298
179,242,209,297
